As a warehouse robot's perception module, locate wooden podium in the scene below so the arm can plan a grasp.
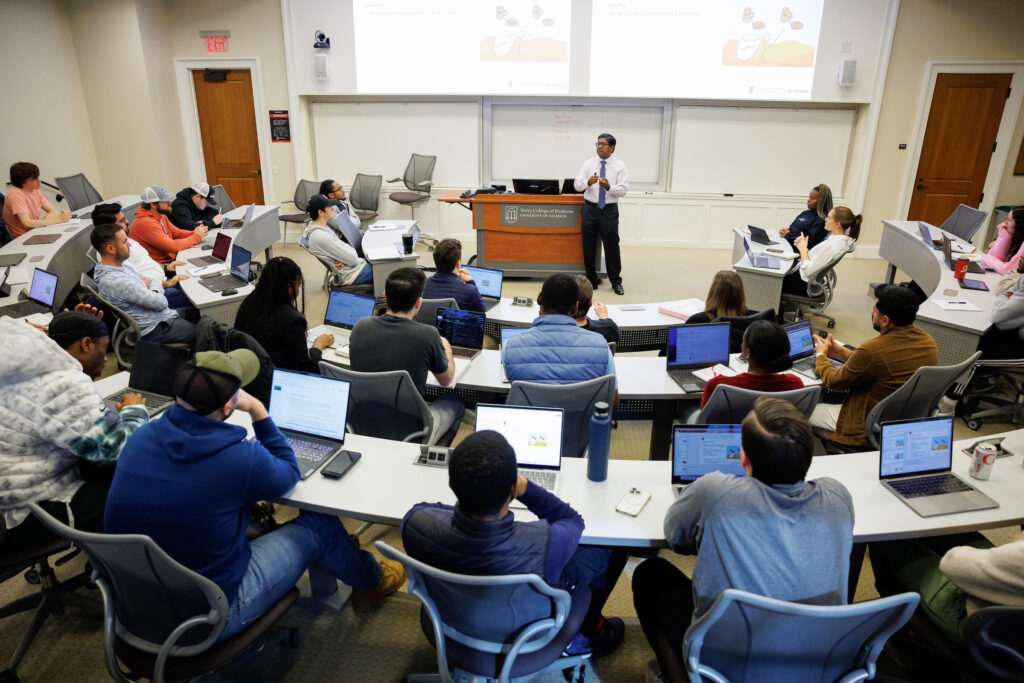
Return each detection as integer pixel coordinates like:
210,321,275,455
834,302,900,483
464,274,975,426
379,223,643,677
439,191,604,278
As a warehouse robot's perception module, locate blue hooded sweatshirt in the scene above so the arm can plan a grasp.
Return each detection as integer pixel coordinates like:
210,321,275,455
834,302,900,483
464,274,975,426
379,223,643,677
104,405,300,600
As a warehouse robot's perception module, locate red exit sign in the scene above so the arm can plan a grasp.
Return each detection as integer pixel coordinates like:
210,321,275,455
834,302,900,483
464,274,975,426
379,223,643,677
205,35,229,52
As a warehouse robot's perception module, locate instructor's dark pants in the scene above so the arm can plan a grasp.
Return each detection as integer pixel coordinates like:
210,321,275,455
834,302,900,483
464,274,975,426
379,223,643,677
582,200,621,286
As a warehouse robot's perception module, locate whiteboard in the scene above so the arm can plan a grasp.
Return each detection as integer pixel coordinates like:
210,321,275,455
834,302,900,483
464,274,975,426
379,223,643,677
490,104,664,184
311,101,480,188
671,106,856,195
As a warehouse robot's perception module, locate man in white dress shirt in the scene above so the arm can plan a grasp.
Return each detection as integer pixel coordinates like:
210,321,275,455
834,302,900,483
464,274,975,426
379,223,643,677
574,134,629,295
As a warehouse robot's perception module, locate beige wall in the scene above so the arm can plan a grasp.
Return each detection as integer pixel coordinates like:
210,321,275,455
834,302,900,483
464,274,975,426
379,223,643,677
860,0,1024,245
0,0,100,204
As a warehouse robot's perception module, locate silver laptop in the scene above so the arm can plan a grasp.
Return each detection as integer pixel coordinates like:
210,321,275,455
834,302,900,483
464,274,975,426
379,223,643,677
435,307,485,360
671,424,747,495
269,368,352,479
880,416,998,518
0,268,58,318
188,232,232,267
103,341,190,415
499,327,530,383
463,265,504,311
316,290,376,348
475,404,564,504
742,237,782,269
199,244,250,292
782,319,844,377
228,204,256,228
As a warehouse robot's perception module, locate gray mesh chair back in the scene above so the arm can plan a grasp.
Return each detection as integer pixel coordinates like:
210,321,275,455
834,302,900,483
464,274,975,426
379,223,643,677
302,242,374,295
963,606,1024,681
782,250,846,327
292,180,319,212
319,364,434,443
27,503,230,680
415,298,458,325
944,204,988,242
210,184,235,212
506,375,616,458
375,541,588,683
80,273,141,371
696,384,821,425
350,173,382,220
683,588,919,683
54,173,102,211
863,351,982,449
388,154,436,212
711,308,775,354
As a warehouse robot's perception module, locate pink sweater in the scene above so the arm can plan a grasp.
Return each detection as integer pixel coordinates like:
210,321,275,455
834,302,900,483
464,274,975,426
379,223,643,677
980,223,1024,274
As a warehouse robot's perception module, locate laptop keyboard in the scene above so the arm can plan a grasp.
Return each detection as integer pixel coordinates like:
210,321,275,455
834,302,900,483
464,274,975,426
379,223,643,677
667,369,705,394
521,469,557,491
288,437,335,464
106,389,173,413
452,347,479,359
200,275,246,292
889,474,973,499
483,299,500,311
0,301,47,318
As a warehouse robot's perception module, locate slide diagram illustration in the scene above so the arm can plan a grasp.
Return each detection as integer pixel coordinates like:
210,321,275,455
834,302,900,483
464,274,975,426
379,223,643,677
722,1,822,67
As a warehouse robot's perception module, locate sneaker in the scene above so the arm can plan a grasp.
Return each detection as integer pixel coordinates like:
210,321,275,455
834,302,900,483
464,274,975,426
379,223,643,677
351,559,406,612
935,396,958,417
646,658,667,683
565,616,625,658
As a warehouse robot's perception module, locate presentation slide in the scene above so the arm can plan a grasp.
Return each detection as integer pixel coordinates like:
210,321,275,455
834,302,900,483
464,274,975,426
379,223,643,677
353,0,571,95
476,406,563,467
325,291,375,328
673,425,745,480
589,0,822,99
880,419,953,477
270,371,350,441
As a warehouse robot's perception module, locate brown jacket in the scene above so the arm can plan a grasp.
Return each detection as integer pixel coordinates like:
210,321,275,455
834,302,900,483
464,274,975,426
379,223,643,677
816,325,939,446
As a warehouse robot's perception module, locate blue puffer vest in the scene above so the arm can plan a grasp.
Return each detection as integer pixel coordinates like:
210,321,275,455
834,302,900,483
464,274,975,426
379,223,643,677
504,315,611,385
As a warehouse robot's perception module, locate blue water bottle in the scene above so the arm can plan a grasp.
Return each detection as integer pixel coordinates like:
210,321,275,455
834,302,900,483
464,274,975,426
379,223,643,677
587,401,611,482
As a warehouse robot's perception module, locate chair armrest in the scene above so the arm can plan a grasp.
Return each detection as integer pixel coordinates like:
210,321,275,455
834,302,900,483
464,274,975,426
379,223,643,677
417,180,433,188
401,428,430,443
386,177,402,183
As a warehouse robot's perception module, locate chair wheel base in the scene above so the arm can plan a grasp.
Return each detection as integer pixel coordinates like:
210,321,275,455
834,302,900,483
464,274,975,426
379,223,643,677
286,628,300,648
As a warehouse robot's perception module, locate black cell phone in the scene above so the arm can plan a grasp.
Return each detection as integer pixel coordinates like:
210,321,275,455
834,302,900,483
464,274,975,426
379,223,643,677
201,245,214,251
321,450,362,479
959,279,989,291
221,288,238,296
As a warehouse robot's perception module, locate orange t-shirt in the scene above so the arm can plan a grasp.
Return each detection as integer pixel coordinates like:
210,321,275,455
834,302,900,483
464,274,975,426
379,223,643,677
2,187,46,238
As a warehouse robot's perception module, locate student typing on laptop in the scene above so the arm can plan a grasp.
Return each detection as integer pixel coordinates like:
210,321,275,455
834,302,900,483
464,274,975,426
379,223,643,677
104,350,407,638
422,238,486,312
634,398,854,683
402,430,629,658
234,257,335,373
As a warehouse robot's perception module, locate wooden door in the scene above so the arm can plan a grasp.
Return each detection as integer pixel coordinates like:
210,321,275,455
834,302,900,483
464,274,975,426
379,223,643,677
908,73,1011,224
192,69,264,205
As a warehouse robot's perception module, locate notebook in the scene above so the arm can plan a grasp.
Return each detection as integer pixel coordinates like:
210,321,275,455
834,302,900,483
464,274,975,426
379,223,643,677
463,265,503,311
671,424,747,494
0,268,58,318
269,368,352,479
102,341,190,415
188,232,232,267
879,416,998,518
199,245,250,292
435,308,485,360
742,237,782,269
665,323,731,393
312,290,376,349
475,404,564,504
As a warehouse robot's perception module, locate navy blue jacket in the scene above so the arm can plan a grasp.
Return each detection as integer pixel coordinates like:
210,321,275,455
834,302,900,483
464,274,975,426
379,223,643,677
784,209,827,250
423,272,485,313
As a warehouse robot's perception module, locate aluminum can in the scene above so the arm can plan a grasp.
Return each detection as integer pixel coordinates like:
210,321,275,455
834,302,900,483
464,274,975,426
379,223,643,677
969,442,998,480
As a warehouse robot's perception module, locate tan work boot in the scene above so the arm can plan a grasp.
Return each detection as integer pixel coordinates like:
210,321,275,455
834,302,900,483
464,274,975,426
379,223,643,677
351,559,406,612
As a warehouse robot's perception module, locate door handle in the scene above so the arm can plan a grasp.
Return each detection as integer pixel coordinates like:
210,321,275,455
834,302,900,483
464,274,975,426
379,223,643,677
916,183,924,190
254,169,262,176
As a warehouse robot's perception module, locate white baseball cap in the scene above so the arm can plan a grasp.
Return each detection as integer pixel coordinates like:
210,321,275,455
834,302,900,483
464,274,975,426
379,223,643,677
192,182,215,200
141,185,173,203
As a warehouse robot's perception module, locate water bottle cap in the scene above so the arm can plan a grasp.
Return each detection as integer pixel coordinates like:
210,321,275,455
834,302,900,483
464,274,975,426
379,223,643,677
594,401,609,414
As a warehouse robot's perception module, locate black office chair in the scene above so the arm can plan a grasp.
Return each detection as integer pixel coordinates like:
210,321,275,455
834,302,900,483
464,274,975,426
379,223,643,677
278,179,319,244
54,173,102,212
781,250,848,328
349,173,382,223
388,154,435,220
712,307,775,354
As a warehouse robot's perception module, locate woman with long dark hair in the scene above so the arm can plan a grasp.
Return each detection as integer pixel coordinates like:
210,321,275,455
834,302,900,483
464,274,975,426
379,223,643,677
234,257,334,373
980,206,1024,275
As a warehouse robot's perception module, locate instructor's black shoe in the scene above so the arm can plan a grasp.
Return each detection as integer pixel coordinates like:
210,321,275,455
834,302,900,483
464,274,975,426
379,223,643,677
588,277,602,289
612,283,624,295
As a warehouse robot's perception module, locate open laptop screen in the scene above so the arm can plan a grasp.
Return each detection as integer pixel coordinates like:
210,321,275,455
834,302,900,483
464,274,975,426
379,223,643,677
463,265,503,299
475,404,564,470
672,424,746,483
325,291,375,330
269,369,350,441
129,341,190,395
667,323,731,370
28,268,58,307
229,245,251,282
500,327,530,346
436,308,485,349
211,232,231,262
782,320,814,360
879,416,954,479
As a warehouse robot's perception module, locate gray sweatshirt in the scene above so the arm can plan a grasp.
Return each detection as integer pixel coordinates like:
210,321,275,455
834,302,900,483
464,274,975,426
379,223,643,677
664,471,854,620
991,274,1024,341
300,222,370,286
940,534,1024,615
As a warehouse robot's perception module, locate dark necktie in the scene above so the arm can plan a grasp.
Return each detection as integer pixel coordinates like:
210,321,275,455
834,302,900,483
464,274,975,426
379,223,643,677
599,160,607,209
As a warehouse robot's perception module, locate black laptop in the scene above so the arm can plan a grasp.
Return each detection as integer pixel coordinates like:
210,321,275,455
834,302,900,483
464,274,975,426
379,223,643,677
435,307,486,359
0,268,58,318
666,323,731,393
103,341,190,415
941,235,985,274
747,225,779,245
199,244,251,292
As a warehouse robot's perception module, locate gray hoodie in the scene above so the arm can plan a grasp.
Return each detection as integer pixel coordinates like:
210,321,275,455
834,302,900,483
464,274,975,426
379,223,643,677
991,274,1024,342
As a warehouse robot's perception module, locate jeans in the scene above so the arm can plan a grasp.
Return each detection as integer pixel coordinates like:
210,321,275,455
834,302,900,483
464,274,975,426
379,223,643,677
352,263,374,285
562,546,629,634
162,285,190,309
218,512,382,640
632,557,696,683
142,317,196,344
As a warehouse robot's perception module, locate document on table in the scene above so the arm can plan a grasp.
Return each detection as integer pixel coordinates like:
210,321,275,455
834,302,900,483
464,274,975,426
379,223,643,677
693,364,738,381
931,299,982,312
365,244,402,261
5,267,30,285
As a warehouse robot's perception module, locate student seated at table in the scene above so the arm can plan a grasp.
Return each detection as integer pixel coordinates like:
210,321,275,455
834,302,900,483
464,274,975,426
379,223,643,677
422,238,485,312
503,273,616,385
1,161,72,239
778,183,834,250
91,203,191,310
129,185,208,264
781,205,860,297
91,222,197,344
104,350,406,638
977,258,1024,359
169,182,224,231
572,275,620,345
234,256,335,373
686,270,756,353
349,267,464,442
700,320,803,408
980,206,1024,274
0,311,148,554
809,284,938,447
300,194,373,286
402,430,628,657
869,532,1024,645
633,398,854,683
319,178,363,242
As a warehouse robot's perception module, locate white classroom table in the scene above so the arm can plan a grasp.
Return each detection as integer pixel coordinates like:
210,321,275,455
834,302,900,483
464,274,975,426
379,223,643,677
730,227,797,315
361,219,419,298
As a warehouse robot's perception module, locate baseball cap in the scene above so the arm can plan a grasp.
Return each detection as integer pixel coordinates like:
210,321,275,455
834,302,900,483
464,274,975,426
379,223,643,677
192,182,216,202
173,349,260,414
141,185,174,203
306,194,341,215
47,311,109,347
